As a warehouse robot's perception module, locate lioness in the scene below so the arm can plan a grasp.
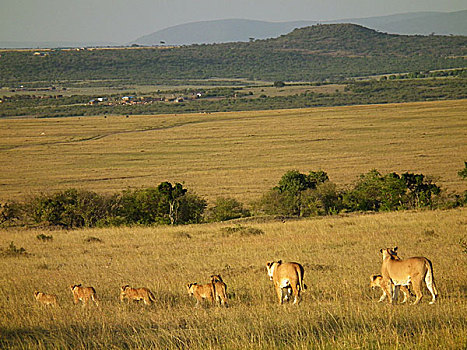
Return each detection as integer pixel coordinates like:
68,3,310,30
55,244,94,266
34,291,58,306
370,274,411,303
187,282,215,307
70,284,99,306
120,285,156,305
380,247,438,304
210,275,228,307
266,260,305,305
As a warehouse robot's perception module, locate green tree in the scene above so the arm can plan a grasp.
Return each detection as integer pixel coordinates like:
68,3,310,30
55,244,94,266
207,197,250,222
401,172,440,208
301,182,342,216
342,170,406,212
261,170,331,216
157,182,187,225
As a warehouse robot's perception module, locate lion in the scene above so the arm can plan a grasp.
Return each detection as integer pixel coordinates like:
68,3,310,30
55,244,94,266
370,274,412,303
380,247,438,304
266,260,305,305
186,282,215,307
34,291,58,306
70,284,99,306
120,285,156,305
210,274,228,307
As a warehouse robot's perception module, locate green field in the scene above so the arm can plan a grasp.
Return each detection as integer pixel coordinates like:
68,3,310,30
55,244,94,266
1,99,466,205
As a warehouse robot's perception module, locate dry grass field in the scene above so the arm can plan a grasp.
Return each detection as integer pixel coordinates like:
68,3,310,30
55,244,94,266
0,209,466,349
1,99,466,205
1,100,466,348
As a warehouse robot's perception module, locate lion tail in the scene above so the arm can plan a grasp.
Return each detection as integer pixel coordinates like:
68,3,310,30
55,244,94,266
298,265,306,293
425,259,438,297
148,291,156,303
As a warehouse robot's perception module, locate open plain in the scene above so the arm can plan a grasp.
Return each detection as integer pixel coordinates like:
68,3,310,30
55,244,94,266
0,100,466,349
0,99,466,204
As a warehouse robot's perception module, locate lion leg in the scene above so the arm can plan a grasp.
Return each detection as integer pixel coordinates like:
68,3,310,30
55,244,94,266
400,286,410,304
290,283,300,305
392,285,400,305
381,279,393,304
275,284,283,305
207,293,215,307
412,278,423,305
378,289,388,303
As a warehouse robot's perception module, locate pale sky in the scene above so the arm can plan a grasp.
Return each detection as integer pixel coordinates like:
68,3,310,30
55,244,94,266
1,0,466,43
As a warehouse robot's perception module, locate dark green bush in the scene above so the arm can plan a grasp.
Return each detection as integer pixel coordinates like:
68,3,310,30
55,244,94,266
0,201,23,225
259,170,332,216
6,183,206,229
207,197,250,222
115,184,206,225
342,170,441,212
27,189,114,228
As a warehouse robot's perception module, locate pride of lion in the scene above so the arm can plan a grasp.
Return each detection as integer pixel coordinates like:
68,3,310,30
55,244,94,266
377,246,438,305
32,246,437,308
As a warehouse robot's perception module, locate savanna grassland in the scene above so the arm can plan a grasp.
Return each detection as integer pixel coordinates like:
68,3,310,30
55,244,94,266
1,99,466,204
0,100,466,349
0,209,466,349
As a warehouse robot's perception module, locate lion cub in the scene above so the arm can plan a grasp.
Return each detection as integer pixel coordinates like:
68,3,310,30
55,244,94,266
120,285,156,305
34,291,58,306
370,274,411,303
70,284,99,306
210,275,228,307
187,282,215,307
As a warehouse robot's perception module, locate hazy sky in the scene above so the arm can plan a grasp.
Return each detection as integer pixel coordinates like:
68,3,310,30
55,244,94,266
1,0,466,43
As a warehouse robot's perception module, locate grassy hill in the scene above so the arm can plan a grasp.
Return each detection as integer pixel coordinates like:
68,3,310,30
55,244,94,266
0,24,465,85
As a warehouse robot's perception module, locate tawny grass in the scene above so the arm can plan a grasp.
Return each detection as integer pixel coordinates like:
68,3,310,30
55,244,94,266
0,100,466,204
0,208,466,349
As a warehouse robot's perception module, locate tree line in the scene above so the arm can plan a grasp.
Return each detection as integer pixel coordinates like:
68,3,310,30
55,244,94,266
1,164,466,229
1,77,466,118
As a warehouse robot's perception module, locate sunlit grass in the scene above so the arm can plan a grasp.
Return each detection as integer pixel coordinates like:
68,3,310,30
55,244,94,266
0,209,466,348
0,100,466,205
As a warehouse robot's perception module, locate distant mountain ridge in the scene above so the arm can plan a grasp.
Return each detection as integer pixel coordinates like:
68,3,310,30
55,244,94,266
132,19,318,46
2,10,465,49
1,23,465,85
133,10,467,46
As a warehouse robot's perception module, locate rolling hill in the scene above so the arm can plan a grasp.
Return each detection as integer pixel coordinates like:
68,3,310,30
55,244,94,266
0,24,465,85
132,10,467,46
